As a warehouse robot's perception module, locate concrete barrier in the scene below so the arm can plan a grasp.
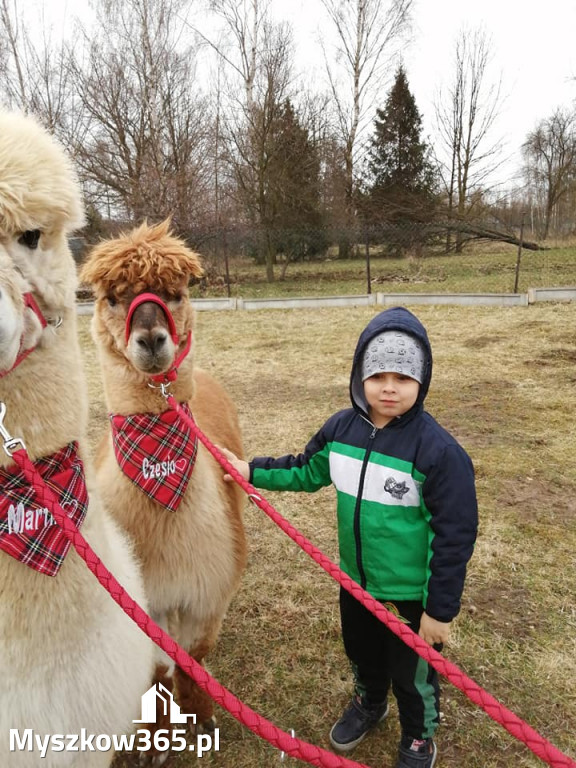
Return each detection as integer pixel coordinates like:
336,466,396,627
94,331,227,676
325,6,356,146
192,297,238,311
527,287,576,303
376,292,528,307
234,294,377,311
76,287,574,315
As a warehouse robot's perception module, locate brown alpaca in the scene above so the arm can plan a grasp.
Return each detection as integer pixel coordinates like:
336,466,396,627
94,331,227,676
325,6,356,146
80,220,246,759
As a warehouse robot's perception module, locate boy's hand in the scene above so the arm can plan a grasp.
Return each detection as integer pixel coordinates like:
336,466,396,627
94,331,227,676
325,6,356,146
419,612,451,646
218,446,250,482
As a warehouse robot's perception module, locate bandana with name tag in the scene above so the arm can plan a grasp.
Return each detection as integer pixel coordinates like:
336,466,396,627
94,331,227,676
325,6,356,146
109,404,198,512
0,441,88,576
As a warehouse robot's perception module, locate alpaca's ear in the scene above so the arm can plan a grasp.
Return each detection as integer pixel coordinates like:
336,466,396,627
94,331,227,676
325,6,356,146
183,249,205,281
78,249,103,286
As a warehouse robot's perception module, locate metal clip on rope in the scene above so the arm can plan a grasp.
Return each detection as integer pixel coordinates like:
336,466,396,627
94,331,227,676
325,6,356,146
147,380,171,398
0,401,26,456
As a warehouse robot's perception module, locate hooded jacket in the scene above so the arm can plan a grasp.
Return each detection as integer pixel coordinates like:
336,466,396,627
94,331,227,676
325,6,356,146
250,307,478,622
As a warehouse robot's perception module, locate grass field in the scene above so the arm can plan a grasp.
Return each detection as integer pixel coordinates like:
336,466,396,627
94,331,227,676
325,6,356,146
191,242,576,299
81,302,576,768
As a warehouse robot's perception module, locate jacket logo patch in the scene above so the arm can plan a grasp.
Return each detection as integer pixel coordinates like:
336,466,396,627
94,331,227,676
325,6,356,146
384,477,410,500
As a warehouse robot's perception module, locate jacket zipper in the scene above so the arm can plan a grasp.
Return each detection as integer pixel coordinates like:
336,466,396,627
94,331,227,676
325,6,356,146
353,425,378,589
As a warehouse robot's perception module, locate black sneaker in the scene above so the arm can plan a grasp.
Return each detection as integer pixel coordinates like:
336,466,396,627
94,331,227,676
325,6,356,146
396,736,437,768
329,696,389,752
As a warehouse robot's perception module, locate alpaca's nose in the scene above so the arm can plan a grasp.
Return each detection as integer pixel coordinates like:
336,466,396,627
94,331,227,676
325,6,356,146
136,328,168,355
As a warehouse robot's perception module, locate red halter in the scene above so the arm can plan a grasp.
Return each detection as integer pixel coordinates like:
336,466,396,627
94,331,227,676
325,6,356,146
125,293,191,385
0,293,48,379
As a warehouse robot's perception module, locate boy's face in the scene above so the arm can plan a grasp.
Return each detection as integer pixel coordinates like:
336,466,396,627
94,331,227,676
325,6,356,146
363,372,420,428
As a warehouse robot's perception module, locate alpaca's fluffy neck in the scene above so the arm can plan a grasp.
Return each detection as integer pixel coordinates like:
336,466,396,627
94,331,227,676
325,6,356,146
0,307,88,466
97,341,196,415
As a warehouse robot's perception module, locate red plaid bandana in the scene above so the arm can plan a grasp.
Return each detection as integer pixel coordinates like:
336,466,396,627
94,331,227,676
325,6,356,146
109,404,198,512
0,441,88,576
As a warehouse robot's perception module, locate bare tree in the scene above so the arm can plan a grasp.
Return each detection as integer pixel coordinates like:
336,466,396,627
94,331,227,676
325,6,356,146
201,0,302,281
205,0,272,110
319,0,413,254
68,0,213,236
435,27,504,252
296,88,345,235
0,0,74,138
0,0,25,105
224,21,295,281
522,108,576,240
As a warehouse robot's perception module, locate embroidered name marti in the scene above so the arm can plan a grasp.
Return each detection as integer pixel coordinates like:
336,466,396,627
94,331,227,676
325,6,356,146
7,502,55,535
0,440,88,576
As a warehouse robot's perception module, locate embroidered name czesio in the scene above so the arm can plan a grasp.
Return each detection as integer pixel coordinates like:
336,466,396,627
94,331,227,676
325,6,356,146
110,403,198,512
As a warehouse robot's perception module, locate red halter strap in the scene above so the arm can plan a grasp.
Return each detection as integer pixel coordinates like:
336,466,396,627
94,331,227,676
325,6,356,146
125,292,191,385
24,293,48,330
148,331,192,384
0,292,48,379
125,292,179,345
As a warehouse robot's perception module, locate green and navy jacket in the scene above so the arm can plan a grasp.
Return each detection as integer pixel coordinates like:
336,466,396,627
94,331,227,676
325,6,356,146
250,307,478,622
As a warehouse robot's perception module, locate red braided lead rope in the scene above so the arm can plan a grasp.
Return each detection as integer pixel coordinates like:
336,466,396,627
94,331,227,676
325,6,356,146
11,448,371,768
164,395,576,768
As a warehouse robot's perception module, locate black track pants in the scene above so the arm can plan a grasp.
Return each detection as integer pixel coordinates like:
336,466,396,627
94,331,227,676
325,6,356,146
339,588,441,740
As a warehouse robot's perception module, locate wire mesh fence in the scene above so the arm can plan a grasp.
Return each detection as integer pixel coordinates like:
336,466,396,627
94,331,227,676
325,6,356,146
180,221,576,299
73,220,576,300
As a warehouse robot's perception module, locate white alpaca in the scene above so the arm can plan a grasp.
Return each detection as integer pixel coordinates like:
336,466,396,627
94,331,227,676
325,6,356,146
0,111,154,766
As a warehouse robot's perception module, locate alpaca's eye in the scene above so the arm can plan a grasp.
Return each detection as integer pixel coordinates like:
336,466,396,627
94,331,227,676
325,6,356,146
107,296,117,307
18,229,41,249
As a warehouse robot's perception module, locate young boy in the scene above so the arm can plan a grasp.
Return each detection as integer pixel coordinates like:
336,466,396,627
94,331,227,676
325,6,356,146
222,306,478,768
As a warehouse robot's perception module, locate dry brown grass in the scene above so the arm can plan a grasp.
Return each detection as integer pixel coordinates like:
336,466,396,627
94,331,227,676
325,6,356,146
77,303,576,768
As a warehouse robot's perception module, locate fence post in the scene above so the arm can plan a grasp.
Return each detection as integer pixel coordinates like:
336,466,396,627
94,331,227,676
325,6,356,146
365,228,372,295
513,213,525,293
222,229,231,299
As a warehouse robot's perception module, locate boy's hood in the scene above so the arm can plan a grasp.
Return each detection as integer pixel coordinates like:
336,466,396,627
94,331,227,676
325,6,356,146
349,306,433,419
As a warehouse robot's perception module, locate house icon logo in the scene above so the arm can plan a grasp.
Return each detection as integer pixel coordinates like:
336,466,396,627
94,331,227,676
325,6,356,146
133,682,196,725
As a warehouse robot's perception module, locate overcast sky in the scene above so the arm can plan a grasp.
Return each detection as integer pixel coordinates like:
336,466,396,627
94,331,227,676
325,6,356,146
405,0,576,185
37,0,576,189
274,0,576,188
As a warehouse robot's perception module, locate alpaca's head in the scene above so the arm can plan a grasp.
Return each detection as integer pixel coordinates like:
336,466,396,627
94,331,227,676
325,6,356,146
0,111,84,373
80,219,204,377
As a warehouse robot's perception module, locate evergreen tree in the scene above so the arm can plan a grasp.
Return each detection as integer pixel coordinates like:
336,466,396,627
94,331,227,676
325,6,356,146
267,99,326,263
363,66,438,254
236,96,325,274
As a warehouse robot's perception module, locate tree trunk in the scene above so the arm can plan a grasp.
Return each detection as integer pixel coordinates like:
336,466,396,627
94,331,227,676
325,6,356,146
264,229,275,282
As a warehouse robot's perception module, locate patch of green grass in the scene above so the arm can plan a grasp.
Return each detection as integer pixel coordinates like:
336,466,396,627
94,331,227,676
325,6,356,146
190,243,576,299
77,303,576,768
